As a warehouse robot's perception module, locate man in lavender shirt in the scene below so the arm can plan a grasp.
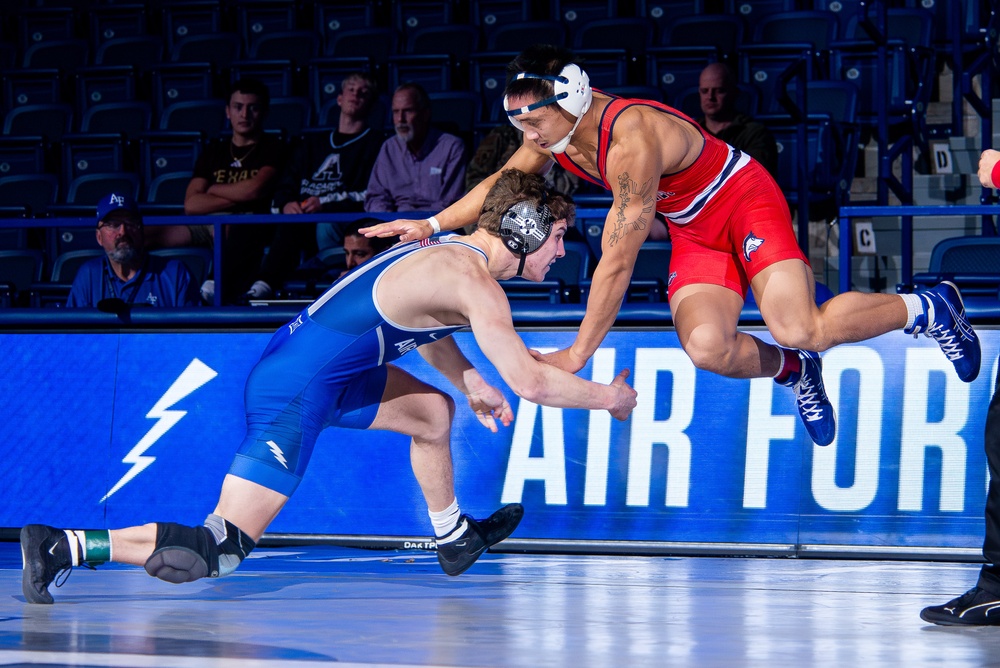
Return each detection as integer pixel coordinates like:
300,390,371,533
365,83,466,213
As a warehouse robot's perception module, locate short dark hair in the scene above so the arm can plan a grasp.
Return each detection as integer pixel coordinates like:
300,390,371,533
229,78,271,112
344,217,394,254
504,44,578,102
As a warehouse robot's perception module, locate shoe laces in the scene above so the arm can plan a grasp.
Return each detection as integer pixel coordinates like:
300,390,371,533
52,561,95,590
794,373,827,423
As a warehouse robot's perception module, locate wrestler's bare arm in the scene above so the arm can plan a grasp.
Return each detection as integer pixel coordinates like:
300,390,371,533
459,276,635,419
979,149,1000,188
361,143,552,241
558,112,677,371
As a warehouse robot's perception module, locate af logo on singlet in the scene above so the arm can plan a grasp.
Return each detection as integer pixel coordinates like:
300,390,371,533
395,338,418,355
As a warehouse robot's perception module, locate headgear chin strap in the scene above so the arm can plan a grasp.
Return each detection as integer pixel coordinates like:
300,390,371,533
504,64,592,155
499,199,554,277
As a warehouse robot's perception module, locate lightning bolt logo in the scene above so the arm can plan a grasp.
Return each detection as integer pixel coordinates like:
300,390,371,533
100,358,218,503
267,440,289,469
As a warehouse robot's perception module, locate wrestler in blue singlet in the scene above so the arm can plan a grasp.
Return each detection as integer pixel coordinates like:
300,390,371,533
229,235,485,495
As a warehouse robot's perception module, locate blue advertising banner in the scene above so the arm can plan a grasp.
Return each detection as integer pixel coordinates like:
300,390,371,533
1,328,996,552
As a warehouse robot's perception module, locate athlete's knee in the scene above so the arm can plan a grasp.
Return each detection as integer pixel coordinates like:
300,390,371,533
768,319,824,352
412,390,454,443
683,328,738,375
144,514,256,584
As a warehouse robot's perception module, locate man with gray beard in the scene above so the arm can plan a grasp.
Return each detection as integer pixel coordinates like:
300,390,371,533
66,193,200,308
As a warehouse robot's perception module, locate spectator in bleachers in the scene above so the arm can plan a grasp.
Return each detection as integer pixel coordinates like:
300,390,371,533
365,83,466,214
696,63,778,179
67,193,199,308
466,123,579,196
146,78,289,303
920,148,1000,626
257,72,383,299
334,218,396,280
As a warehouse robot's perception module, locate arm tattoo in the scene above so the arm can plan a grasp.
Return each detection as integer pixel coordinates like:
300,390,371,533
608,172,656,247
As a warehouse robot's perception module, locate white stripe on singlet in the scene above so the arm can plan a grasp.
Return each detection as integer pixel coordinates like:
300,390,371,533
661,145,750,226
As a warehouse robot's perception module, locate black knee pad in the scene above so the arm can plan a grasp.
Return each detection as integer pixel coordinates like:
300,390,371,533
145,523,218,583
144,518,257,584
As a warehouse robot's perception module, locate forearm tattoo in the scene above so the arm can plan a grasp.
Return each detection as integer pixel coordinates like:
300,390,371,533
608,173,655,247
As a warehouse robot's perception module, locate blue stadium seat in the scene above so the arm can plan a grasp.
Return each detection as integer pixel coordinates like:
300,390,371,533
161,1,224,51
2,103,72,142
170,33,240,69
388,55,452,94
910,237,1000,296
313,1,377,40
636,1,707,40
551,0,619,45
138,131,204,189
150,64,215,116
428,91,482,138
486,21,566,52
470,52,519,123
266,96,311,136
392,1,454,42
60,134,128,191
658,14,743,59
2,69,62,112
229,59,298,98
248,31,320,66
150,247,213,286
22,38,89,72
723,0,798,35
145,171,192,208
407,24,480,59
236,1,300,56
158,99,226,135
471,0,532,43
89,4,148,50
0,137,48,177
323,27,399,60
50,249,104,283
66,172,141,206
94,35,164,70
645,50,716,106
17,8,76,51
0,173,59,216
0,248,46,305
626,241,672,303
573,17,655,57
73,66,139,116
80,101,152,139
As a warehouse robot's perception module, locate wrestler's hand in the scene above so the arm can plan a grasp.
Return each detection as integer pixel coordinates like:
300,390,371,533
361,218,434,243
465,385,514,433
608,369,637,421
978,149,1000,189
535,347,588,374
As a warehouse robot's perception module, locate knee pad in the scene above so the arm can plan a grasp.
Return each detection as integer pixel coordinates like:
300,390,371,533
144,516,256,584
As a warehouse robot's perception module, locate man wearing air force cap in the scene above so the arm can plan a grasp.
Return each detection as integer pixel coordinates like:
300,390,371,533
66,192,199,308
362,43,979,448
22,170,637,604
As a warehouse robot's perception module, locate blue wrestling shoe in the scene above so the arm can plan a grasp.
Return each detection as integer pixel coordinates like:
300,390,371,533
905,281,981,383
776,350,836,446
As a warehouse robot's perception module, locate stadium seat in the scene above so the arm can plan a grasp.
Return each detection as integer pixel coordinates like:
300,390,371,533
407,24,480,59
2,103,72,142
229,60,298,97
17,8,76,50
145,171,192,207
313,1,377,39
66,172,141,206
636,0,708,40
248,31,320,66
909,237,1000,296
392,1,454,42
94,35,164,69
158,99,226,135
138,131,204,189
73,66,139,116
266,97,311,136
0,248,45,306
428,91,482,139
551,0,620,44
307,57,374,116
0,137,48,177
324,27,399,60
170,33,240,69
89,4,149,49
658,14,743,60
2,69,62,112
626,241,672,302
80,101,153,139
161,1,224,52
150,247,213,286
388,55,452,94
236,1,300,56
0,173,59,216
573,17,655,57
22,38,89,72
486,21,566,52
60,134,128,191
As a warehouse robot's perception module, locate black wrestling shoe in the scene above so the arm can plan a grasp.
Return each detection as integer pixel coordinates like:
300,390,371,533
436,503,524,577
920,587,1000,626
20,524,72,605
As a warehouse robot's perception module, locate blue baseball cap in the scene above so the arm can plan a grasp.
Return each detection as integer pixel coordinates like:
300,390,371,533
96,192,140,224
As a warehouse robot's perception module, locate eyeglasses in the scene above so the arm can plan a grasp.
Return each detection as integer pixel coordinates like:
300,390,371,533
98,220,142,232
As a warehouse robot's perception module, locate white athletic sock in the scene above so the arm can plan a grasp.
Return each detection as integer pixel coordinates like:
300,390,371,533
429,498,461,538
900,293,924,331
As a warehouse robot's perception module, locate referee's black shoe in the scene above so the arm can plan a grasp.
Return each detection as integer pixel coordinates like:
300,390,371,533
436,504,524,576
21,524,72,604
920,587,1000,625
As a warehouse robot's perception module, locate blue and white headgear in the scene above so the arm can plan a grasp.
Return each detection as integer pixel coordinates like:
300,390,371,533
499,198,554,277
503,63,592,154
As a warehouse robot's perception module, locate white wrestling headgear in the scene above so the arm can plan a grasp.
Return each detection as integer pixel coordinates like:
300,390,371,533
503,63,592,154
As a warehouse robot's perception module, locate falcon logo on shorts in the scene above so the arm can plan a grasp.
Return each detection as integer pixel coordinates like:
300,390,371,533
743,232,765,262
